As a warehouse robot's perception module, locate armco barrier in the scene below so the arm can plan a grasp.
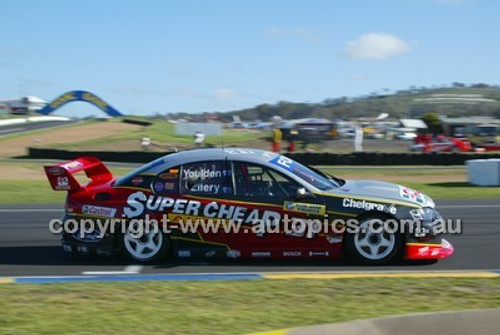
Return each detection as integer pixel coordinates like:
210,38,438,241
27,148,169,163
27,147,500,165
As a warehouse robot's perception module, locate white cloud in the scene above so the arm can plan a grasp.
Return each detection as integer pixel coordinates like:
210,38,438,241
267,27,322,43
267,27,283,37
344,33,411,60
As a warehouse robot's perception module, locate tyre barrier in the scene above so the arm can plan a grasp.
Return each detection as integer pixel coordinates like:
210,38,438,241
27,147,500,165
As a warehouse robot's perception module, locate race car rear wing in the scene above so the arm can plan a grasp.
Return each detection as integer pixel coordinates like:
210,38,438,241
44,156,113,192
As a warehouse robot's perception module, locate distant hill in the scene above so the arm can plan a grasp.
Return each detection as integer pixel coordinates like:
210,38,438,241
182,84,500,122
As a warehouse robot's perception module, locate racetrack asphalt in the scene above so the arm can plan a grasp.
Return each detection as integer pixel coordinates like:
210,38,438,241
0,199,498,277
0,120,77,137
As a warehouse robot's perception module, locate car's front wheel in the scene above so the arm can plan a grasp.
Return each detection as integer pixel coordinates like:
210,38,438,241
346,214,404,265
119,221,170,263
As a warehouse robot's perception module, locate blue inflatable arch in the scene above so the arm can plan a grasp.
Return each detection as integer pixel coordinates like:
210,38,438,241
38,90,123,117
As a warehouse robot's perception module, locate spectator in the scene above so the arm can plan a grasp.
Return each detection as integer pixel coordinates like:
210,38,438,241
288,128,298,152
272,127,282,152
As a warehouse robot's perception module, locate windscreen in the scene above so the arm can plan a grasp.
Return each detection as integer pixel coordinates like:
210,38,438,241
268,155,338,190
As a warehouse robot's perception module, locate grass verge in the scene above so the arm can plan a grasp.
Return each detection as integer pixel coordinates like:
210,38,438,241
394,181,500,199
48,121,265,150
0,278,499,334
2,180,496,203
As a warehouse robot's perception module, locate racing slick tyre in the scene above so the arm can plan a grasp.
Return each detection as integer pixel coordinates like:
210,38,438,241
118,220,170,263
346,214,404,265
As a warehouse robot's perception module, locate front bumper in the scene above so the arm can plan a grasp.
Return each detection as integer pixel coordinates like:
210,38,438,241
405,238,454,260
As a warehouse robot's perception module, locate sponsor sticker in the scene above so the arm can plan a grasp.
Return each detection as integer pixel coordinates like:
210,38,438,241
154,181,164,192
269,155,294,170
226,250,241,258
124,192,282,224
399,186,425,204
56,176,70,190
252,251,271,257
183,168,231,179
326,235,342,244
190,183,220,194
283,251,302,257
73,229,103,242
82,205,116,218
342,198,397,215
131,176,143,186
224,148,254,155
165,182,175,190
159,173,178,179
205,250,216,258
48,166,65,176
178,250,191,257
61,161,82,170
283,201,326,215
308,251,329,257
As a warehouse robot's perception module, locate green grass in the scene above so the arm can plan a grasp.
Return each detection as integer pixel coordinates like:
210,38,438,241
50,121,264,150
0,278,499,334
0,164,133,203
320,166,466,177
0,180,66,203
395,181,500,199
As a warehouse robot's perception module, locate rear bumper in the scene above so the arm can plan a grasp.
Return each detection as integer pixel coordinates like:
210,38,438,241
405,239,454,260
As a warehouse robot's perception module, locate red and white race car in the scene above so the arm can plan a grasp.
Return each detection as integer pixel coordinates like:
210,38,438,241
411,135,472,153
45,148,453,264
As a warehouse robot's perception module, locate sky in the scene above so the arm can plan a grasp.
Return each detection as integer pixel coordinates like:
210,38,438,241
1,0,499,116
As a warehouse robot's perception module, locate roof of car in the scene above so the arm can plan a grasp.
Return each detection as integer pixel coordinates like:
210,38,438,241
146,148,280,172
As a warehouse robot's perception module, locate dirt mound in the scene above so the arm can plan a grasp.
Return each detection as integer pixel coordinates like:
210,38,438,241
0,122,139,157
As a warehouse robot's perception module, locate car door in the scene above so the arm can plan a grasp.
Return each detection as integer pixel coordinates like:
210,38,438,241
230,160,330,257
154,160,238,258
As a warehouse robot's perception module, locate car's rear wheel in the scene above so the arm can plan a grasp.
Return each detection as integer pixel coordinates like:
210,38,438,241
346,214,404,265
120,221,170,263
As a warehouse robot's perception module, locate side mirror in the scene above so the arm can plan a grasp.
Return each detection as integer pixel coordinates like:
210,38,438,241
295,187,312,199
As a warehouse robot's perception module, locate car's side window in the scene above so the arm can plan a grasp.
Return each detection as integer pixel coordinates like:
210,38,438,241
152,166,180,194
180,161,232,196
232,161,301,199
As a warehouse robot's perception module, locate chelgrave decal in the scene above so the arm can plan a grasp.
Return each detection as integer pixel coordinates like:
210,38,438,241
342,198,397,215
